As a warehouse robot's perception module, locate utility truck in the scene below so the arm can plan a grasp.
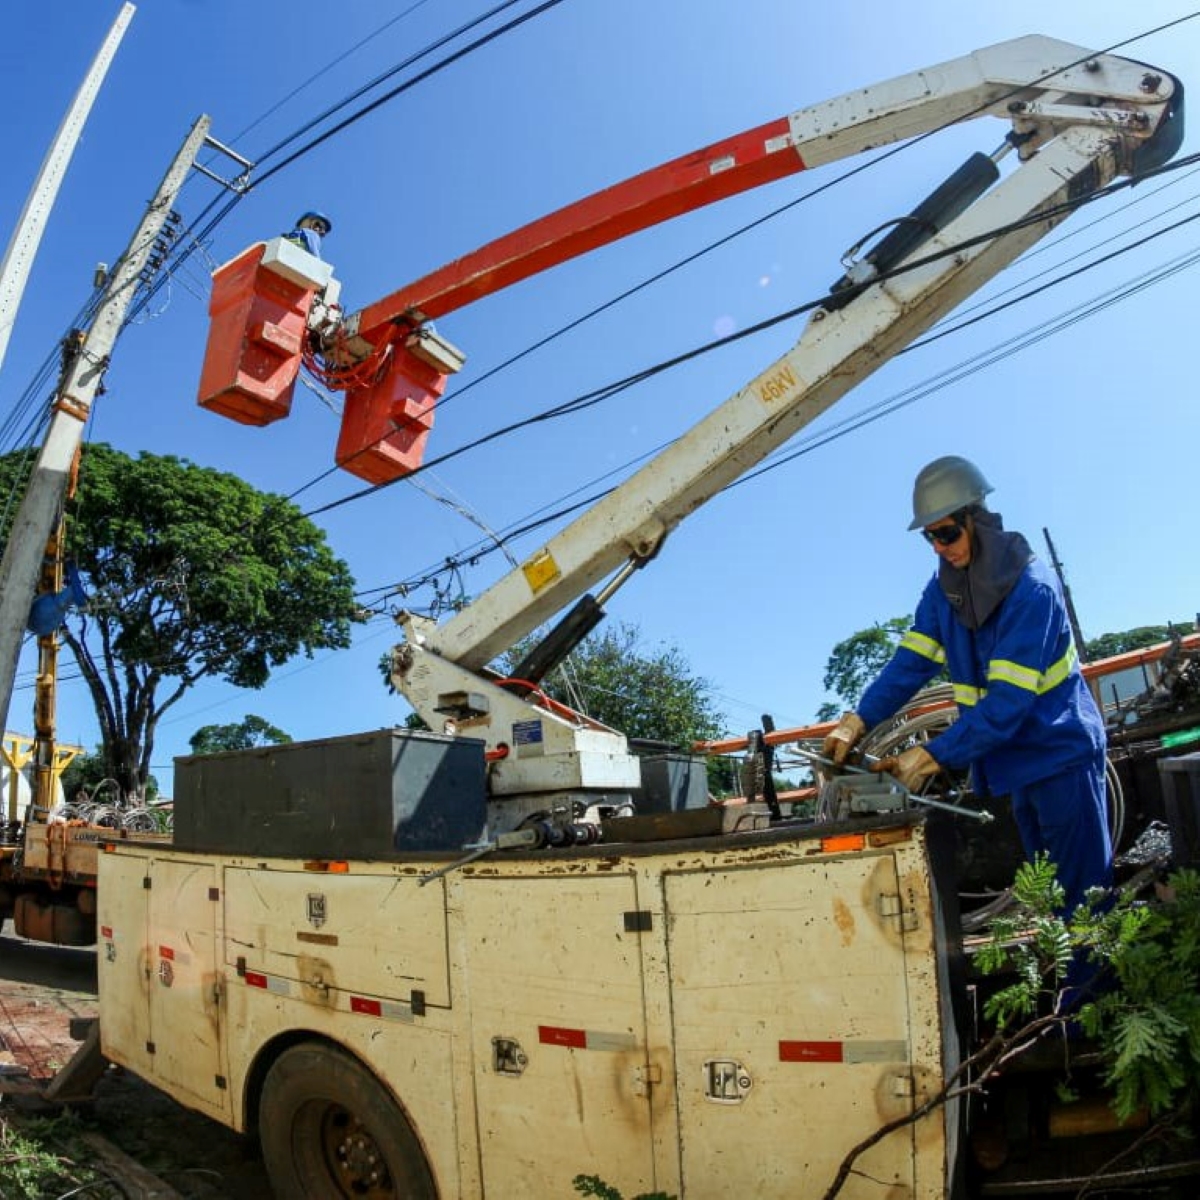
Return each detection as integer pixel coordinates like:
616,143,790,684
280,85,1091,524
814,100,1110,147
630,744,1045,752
82,35,1195,1198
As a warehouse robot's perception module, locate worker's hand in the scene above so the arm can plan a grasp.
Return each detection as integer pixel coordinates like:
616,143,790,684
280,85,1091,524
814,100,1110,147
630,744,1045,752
822,712,866,766
872,745,940,793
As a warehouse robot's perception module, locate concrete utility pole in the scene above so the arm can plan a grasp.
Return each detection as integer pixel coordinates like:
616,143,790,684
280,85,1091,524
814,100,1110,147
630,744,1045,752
0,114,212,733
0,2,136,376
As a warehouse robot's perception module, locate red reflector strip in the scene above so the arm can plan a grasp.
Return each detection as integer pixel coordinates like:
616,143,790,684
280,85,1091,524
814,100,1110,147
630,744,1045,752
780,1040,844,1063
349,995,417,1022
539,1024,587,1049
159,945,175,961
243,970,290,996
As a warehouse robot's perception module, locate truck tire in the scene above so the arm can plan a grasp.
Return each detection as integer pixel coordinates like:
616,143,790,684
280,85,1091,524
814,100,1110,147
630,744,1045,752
259,1042,437,1199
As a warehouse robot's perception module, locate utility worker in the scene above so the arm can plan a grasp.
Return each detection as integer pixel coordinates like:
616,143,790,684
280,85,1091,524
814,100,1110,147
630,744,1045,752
822,455,1111,915
284,210,333,258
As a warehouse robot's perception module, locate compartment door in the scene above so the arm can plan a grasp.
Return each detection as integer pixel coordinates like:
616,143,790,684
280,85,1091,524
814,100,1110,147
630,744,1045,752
145,857,227,1118
462,873,658,1196
666,851,936,1199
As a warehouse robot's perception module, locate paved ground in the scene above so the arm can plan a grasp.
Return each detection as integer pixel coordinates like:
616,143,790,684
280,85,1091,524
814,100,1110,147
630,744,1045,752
0,931,273,1199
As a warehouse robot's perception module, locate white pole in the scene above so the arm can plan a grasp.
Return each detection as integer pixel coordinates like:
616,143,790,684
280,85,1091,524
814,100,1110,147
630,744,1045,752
0,2,137,374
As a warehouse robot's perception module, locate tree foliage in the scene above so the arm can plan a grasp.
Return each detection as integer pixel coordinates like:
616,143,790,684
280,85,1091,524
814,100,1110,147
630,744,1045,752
510,622,724,748
573,1175,674,1200
977,856,1200,1122
189,714,293,755
1085,622,1193,661
819,617,912,716
59,747,157,804
0,444,360,799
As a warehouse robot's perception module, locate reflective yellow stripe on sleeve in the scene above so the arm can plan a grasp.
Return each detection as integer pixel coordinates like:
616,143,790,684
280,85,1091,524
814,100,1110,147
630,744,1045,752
953,683,985,707
900,630,946,665
988,643,1078,695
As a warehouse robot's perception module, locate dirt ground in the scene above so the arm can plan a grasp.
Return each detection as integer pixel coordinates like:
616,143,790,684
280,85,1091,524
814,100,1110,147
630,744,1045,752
0,929,274,1199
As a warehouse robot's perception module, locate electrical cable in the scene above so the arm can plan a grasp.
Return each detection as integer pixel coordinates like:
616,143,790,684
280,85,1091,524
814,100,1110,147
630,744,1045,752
249,0,536,170
363,206,1200,603
329,10,1200,431
9,13,1200,728
220,0,440,151
299,152,1200,528
122,1,568,329
734,230,1200,490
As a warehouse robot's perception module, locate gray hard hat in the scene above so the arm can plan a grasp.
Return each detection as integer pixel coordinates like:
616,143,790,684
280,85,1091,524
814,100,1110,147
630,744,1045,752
908,455,993,530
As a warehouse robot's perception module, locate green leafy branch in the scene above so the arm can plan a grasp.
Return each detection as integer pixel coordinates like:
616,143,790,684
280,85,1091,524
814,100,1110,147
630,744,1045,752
826,855,1200,1198
976,854,1200,1122
573,1174,674,1200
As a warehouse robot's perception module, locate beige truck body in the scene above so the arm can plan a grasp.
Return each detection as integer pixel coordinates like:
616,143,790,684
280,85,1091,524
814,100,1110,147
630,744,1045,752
97,813,962,1198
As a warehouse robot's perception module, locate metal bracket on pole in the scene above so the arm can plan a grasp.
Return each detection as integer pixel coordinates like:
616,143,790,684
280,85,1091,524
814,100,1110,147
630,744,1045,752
195,133,255,194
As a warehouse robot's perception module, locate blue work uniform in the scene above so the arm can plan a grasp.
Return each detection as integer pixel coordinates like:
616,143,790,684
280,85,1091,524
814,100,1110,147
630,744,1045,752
858,540,1110,914
284,226,322,257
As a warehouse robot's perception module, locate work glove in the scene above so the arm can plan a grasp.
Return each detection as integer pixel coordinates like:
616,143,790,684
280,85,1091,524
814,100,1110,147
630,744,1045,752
822,712,866,766
872,745,940,793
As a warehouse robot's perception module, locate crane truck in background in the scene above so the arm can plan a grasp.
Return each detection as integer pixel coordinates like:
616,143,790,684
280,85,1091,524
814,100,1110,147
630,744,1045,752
56,34,1196,1198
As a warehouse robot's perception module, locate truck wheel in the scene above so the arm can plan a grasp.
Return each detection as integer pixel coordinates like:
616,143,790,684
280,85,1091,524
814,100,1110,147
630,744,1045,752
259,1042,437,1199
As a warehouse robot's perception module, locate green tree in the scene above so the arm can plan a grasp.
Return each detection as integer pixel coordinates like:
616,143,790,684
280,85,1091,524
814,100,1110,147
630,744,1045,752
189,714,293,755
818,617,912,717
1085,622,1193,660
0,444,359,801
509,622,724,748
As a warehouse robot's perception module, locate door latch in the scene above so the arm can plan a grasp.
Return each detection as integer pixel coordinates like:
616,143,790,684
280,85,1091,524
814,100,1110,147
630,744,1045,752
703,1059,752,1103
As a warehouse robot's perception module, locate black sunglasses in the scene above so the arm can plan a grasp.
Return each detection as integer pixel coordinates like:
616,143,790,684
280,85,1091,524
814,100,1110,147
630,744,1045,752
922,521,966,547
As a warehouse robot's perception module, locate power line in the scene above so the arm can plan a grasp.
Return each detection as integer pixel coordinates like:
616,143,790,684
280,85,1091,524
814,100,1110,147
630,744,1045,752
298,151,1200,528
8,13,1200,735
361,202,1200,603
124,2,571,329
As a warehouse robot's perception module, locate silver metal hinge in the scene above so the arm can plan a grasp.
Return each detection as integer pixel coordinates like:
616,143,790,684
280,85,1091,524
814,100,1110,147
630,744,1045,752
877,891,918,932
633,1063,662,1097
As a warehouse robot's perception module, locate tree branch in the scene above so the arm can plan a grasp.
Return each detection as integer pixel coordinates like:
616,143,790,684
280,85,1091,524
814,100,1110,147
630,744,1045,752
821,1016,1070,1200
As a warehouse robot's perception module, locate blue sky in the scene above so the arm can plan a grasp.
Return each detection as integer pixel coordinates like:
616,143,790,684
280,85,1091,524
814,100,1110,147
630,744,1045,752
3,1,1199,791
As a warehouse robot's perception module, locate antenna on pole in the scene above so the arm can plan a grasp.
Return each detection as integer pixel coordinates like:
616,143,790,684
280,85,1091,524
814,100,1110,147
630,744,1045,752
1043,526,1088,663
0,2,137,375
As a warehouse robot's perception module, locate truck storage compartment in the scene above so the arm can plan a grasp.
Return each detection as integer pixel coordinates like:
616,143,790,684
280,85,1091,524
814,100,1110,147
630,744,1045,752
632,750,709,813
172,727,486,857
1158,750,1200,866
